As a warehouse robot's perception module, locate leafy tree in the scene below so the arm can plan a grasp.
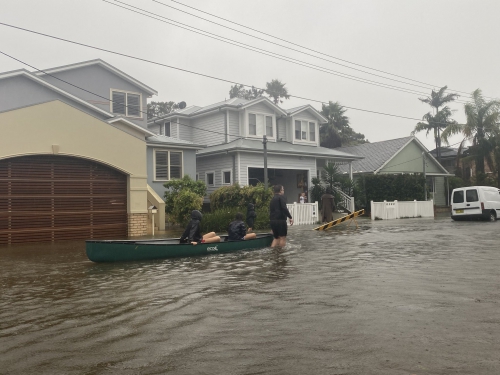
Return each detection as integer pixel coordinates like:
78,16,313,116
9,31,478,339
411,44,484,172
147,101,179,120
265,79,290,104
163,175,206,224
320,101,367,148
321,162,342,191
442,89,500,176
413,86,458,161
228,84,264,100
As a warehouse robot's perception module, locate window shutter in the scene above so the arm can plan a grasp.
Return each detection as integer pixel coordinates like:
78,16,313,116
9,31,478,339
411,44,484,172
127,93,140,117
169,152,182,179
112,91,126,115
249,114,257,135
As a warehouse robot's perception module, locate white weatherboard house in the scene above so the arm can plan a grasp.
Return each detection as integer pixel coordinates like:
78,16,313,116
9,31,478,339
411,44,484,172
336,136,453,206
0,59,202,244
148,97,362,204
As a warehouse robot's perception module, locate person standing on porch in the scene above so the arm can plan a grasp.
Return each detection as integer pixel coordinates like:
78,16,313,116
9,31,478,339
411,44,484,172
269,185,293,248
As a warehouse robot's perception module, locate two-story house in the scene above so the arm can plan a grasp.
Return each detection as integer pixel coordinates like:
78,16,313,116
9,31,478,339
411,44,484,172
148,96,362,204
0,59,202,245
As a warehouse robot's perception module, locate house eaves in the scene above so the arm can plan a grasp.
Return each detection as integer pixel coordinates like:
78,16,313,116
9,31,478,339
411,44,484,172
286,104,328,123
107,117,156,137
1,69,114,118
146,135,205,149
34,59,157,96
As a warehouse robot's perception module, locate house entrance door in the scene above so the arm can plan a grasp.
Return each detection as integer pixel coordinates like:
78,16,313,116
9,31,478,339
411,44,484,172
0,155,128,245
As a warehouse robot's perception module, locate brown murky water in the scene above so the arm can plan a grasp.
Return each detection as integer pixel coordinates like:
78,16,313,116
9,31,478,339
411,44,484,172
1,218,499,374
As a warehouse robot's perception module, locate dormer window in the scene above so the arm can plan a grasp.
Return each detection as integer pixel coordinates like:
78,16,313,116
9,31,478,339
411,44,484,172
295,120,316,142
111,89,142,118
160,122,171,137
248,113,274,138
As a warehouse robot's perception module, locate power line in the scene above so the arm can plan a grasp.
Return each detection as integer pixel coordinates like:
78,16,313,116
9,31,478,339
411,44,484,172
0,22,468,125
169,0,498,101
104,0,469,104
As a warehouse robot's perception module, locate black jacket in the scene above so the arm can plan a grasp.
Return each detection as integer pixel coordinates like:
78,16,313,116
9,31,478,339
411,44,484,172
180,210,203,243
246,203,257,227
269,194,292,221
228,220,246,241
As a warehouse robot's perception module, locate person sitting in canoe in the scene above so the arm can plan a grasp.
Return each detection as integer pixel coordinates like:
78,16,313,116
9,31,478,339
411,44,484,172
228,212,257,241
179,210,220,245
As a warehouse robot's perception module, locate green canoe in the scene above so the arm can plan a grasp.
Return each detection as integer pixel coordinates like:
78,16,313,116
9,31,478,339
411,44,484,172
86,233,274,262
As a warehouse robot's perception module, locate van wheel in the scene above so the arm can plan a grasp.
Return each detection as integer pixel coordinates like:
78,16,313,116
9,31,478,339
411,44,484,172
489,211,497,222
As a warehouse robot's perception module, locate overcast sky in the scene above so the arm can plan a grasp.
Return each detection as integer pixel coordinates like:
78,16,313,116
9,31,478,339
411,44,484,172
1,0,499,150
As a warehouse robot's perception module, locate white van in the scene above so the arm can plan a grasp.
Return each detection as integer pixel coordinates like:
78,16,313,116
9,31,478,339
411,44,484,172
451,186,500,221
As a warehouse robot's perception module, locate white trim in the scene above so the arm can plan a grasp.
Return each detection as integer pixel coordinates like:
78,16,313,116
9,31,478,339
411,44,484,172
153,149,183,181
247,111,276,140
110,88,143,119
34,59,157,95
239,96,288,115
108,117,156,136
226,110,230,143
221,169,232,185
1,69,113,117
293,117,318,144
205,170,215,187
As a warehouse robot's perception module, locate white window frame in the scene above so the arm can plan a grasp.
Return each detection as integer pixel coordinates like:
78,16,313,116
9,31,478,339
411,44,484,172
294,118,317,144
154,149,183,181
221,169,232,185
206,171,215,187
246,111,276,140
110,89,142,119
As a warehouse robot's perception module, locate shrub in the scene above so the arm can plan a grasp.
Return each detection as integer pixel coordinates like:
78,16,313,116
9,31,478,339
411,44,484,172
209,183,273,211
170,190,203,225
164,175,206,225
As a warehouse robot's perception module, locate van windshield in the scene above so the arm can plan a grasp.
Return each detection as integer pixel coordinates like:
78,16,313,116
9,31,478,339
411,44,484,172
466,189,479,202
453,190,464,203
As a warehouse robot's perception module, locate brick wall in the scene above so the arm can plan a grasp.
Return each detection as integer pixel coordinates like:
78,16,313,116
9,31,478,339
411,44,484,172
128,213,148,237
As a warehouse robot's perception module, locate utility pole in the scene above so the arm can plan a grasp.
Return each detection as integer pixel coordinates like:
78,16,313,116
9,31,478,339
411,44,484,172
263,135,268,190
422,151,427,201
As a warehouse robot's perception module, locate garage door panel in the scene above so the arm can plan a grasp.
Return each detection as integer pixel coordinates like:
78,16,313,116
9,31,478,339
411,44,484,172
0,156,128,245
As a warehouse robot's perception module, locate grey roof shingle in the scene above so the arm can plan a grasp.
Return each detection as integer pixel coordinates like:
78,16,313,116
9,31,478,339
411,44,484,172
335,136,413,173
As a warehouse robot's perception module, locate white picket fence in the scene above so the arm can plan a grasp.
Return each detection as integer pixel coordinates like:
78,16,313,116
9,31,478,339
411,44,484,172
286,202,319,225
370,200,434,220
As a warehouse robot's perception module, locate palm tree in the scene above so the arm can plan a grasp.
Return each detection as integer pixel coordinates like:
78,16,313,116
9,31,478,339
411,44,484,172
320,101,367,148
442,89,500,177
413,86,459,162
265,79,290,104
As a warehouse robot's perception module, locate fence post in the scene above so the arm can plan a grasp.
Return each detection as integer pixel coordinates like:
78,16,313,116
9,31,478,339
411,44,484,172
294,202,298,225
414,199,417,218
383,200,387,220
371,200,374,220
394,200,399,219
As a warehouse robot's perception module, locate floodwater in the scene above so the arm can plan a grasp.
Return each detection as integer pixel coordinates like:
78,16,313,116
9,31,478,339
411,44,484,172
1,217,499,375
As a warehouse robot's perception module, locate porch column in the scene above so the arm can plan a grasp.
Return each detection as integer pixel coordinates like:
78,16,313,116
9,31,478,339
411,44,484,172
349,162,353,180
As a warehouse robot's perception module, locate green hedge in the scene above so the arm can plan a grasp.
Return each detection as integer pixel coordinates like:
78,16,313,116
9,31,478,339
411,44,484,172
200,207,270,233
356,174,426,208
209,183,273,210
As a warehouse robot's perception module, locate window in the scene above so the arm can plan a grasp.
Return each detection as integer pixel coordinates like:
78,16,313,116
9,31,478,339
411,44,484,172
248,113,273,137
196,173,199,181
453,190,464,203
222,170,232,185
206,172,215,186
155,150,183,180
294,119,317,142
160,122,171,137
466,189,479,202
111,90,142,118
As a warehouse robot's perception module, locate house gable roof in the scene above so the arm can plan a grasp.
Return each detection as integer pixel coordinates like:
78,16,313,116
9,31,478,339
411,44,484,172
285,104,328,123
335,136,450,175
34,59,157,96
0,69,113,118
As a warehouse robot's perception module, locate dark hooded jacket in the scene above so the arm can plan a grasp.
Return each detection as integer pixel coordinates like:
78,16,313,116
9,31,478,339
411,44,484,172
228,220,246,241
180,210,203,243
246,203,257,228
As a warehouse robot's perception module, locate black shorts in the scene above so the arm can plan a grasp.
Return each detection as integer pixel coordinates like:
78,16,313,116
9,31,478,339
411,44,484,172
270,220,287,239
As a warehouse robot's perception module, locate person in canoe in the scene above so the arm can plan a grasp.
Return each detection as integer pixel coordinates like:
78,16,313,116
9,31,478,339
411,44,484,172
180,210,220,245
228,212,257,241
246,203,257,233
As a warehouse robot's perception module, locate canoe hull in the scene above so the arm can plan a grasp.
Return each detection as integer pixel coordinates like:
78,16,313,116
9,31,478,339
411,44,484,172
86,233,274,262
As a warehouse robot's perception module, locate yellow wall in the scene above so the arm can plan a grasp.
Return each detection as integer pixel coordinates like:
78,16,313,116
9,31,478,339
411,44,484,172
0,100,148,214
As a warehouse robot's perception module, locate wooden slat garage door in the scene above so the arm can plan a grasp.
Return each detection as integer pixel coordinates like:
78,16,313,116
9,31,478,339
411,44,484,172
0,155,128,244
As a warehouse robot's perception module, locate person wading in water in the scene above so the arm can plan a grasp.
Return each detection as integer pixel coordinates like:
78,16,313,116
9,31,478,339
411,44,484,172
269,184,293,247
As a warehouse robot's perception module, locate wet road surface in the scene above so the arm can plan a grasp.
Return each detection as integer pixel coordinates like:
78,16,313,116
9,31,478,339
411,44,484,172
1,217,499,374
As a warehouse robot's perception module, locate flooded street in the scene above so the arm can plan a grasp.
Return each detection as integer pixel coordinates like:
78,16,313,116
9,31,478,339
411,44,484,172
1,217,499,375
